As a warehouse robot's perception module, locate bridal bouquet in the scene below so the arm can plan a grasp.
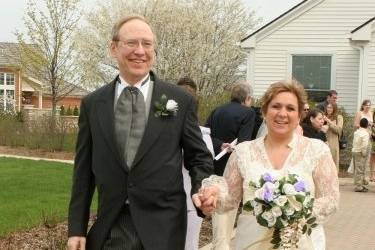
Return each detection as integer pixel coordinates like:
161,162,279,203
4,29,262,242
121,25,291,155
243,173,317,250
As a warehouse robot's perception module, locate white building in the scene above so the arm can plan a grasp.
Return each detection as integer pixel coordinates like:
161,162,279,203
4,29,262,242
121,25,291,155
241,0,375,114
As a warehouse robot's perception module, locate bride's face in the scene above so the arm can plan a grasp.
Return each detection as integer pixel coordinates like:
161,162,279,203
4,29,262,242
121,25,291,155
263,92,300,138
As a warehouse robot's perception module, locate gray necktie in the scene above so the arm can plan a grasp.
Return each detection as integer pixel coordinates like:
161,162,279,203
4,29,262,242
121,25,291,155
115,86,146,169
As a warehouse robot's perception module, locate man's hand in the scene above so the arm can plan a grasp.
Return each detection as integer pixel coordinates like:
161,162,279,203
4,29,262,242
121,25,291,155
67,236,86,250
221,143,234,153
192,186,219,216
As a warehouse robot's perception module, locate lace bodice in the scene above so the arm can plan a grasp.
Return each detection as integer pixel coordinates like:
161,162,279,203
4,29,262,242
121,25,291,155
203,134,340,224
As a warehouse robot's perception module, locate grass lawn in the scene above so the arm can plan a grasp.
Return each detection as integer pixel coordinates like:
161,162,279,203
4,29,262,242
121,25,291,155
0,157,95,237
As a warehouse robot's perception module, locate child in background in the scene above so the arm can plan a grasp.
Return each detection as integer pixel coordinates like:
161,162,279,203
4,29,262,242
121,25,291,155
352,118,371,192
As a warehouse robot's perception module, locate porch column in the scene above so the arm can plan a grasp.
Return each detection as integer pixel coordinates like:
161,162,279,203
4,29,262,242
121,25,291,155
38,91,43,109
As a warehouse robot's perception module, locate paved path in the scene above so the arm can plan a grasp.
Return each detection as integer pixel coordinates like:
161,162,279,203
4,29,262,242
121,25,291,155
201,178,375,250
0,153,73,164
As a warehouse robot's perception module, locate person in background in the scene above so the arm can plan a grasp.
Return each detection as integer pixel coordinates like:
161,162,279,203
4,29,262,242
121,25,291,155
316,90,338,111
353,100,375,181
177,77,215,250
205,83,255,176
302,103,310,121
352,118,370,192
302,109,327,142
323,103,343,170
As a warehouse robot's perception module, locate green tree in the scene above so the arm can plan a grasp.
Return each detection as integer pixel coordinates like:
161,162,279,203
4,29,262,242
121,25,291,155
15,0,82,117
76,0,259,95
66,106,73,116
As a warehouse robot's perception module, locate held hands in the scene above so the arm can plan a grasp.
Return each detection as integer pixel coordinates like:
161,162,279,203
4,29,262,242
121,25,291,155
67,236,86,250
192,186,219,216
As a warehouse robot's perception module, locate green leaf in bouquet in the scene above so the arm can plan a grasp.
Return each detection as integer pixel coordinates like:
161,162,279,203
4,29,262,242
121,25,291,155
295,194,305,203
307,217,316,224
275,218,285,229
256,215,269,227
308,228,312,235
311,223,318,228
288,174,298,183
271,237,281,244
273,244,280,249
302,224,307,234
243,201,254,212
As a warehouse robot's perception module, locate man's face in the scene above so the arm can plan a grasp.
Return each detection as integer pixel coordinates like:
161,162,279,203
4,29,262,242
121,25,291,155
328,94,337,104
110,19,155,84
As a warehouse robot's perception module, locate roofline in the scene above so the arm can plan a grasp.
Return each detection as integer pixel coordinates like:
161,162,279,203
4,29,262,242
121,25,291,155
240,0,308,43
351,16,375,33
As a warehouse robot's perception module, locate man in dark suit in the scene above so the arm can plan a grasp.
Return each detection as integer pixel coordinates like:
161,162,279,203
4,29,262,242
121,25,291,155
205,83,255,176
316,90,338,111
67,15,213,250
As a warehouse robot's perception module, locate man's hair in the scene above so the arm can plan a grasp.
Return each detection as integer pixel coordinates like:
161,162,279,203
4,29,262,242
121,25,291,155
111,15,157,45
360,117,369,128
327,90,338,97
260,79,307,117
231,83,252,103
177,77,197,91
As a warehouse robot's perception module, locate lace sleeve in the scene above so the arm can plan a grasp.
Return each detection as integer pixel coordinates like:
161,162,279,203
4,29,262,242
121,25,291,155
312,146,340,224
202,150,243,213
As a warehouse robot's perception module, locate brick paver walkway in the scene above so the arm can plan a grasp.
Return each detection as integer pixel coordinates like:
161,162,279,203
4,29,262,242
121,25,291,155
325,178,375,250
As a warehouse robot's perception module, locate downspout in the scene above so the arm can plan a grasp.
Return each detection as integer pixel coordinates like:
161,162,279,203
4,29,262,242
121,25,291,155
351,43,364,110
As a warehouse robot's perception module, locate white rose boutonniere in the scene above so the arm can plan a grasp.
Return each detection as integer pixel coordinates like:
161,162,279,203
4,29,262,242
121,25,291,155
154,94,178,117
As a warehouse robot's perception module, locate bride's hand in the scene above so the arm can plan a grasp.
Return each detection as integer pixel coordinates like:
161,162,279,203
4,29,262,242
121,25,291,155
192,186,219,215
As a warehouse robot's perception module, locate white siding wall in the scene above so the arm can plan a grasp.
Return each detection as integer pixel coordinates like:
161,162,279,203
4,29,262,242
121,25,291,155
368,31,375,105
252,0,375,114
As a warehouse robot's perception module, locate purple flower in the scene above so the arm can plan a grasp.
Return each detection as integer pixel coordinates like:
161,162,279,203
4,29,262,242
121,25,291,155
294,181,306,192
262,183,275,202
262,173,274,183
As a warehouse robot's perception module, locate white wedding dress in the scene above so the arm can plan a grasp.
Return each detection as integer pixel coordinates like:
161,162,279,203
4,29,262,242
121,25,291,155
203,134,340,250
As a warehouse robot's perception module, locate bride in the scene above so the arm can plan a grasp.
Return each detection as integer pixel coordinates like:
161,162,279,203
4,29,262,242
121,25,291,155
201,80,339,250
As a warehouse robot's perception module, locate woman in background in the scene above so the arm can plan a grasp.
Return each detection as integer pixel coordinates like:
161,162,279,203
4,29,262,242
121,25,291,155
353,100,375,181
323,103,343,169
302,109,327,142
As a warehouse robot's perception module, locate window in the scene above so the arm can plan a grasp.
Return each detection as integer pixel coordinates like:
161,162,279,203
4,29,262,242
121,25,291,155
292,55,332,102
0,72,16,110
6,74,14,85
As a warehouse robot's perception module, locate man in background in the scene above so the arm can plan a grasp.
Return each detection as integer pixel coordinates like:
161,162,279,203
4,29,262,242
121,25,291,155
316,90,338,111
205,83,255,176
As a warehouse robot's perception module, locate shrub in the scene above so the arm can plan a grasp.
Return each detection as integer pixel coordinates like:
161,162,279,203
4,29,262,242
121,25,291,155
198,91,230,125
60,105,65,116
66,106,73,116
73,105,79,116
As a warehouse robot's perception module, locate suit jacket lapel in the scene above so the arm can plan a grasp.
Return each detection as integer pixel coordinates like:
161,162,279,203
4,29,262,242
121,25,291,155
132,77,166,167
96,78,127,172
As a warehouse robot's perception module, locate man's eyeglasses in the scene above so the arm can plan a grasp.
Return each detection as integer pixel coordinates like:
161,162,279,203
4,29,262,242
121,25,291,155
115,39,154,50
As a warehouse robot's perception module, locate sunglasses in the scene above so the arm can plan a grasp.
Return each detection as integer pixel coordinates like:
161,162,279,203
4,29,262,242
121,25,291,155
304,108,310,111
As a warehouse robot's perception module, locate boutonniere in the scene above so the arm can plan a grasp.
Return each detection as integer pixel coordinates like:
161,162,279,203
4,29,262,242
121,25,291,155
154,94,178,117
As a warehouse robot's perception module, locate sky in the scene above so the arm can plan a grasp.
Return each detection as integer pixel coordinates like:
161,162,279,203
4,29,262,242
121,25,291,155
0,0,303,42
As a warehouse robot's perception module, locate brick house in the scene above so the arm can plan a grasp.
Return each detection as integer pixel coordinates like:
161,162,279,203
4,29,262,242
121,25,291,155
0,42,88,112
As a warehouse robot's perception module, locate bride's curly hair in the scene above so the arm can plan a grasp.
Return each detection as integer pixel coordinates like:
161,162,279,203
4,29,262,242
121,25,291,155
260,79,307,118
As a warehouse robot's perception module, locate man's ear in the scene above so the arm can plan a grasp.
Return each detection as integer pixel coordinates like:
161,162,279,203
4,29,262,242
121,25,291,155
109,41,117,59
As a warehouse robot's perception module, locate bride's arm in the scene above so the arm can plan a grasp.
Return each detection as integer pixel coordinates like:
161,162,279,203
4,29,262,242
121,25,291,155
312,146,340,224
202,149,243,212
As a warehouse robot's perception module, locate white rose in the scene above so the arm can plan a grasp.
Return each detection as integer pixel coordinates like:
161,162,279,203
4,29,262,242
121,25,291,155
166,100,178,112
271,206,282,218
283,183,297,195
262,211,276,227
254,202,263,216
274,195,288,207
284,206,295,216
